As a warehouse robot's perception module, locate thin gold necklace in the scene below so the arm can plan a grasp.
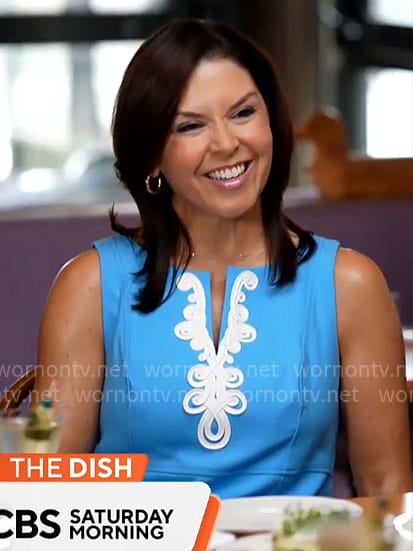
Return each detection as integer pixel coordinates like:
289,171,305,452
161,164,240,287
190,246,266,262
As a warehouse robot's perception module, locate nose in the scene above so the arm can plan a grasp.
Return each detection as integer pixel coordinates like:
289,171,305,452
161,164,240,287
209,120,239,155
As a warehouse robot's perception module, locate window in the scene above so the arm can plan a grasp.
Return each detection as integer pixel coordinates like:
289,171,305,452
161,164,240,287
0,0,68,14
0,0,243,211
0,0,164,210
333,0,413,158
366,68,413,157
90,0,167,14
0,40,141,208
368,0,413,28
0,0,166,15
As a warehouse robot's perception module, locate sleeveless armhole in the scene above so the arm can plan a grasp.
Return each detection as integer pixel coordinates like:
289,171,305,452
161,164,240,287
304,236,341,364
92,235,144,363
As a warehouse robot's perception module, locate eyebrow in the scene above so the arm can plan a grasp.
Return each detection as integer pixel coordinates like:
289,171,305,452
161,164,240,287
176,91,258,119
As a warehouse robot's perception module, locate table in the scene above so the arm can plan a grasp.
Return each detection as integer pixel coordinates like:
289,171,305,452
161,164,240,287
218,493,413,549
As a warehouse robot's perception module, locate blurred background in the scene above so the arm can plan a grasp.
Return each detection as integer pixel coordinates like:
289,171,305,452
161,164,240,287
0,0,411,212
0,1,412,388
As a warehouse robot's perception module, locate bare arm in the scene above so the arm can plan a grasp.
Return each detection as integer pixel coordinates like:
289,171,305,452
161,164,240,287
33,250,103,452
336,249,412,496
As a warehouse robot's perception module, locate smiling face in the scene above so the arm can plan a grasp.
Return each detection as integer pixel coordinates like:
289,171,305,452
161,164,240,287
156,57,273,221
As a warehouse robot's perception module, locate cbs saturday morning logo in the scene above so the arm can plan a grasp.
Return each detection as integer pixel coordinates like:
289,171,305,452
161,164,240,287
0,455,219,550
0,507,173,542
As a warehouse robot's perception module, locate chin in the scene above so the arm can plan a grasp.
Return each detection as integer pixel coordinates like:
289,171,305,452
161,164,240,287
208,200,260,220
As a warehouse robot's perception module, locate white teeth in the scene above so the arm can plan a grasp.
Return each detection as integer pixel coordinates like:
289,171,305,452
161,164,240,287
207,163,247,181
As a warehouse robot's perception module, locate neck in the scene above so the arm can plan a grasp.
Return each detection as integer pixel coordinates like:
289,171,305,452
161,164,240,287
174,202,267,264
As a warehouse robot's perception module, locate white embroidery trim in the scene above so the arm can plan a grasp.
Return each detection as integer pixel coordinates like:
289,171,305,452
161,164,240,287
174,270,258,450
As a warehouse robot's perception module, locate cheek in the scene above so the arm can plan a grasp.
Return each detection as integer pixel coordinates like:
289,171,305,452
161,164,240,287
254,127,273,165
161,141,204,178
248,117,273,155
262,132,273,156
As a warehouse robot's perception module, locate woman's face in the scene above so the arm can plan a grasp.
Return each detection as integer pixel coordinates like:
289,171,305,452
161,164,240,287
157,58,273,220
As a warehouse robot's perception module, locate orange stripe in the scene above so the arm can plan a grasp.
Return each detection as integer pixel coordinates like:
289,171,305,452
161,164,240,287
192,494,221,551
0,454,148,482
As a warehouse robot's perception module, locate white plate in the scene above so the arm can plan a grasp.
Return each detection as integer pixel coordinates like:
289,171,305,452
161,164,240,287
216,495,363,534
209,530,236,550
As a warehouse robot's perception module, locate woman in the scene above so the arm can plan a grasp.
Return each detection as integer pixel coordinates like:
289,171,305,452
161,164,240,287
34,19,412,498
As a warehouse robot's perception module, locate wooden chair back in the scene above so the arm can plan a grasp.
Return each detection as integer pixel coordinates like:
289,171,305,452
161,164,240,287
0,370,36,412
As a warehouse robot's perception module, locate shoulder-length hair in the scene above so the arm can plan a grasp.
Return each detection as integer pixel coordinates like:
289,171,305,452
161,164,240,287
111,18,316,313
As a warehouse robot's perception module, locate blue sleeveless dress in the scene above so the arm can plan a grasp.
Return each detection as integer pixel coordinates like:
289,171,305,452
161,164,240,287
93,234,341,498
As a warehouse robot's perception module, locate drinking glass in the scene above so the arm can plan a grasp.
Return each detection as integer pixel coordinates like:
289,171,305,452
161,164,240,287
0,409,63,453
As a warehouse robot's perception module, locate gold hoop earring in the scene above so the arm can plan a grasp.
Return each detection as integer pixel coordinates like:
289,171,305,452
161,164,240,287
145,174,162,195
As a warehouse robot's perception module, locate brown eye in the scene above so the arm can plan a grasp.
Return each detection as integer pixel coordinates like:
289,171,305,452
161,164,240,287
176,122,203,133
232,106,256,119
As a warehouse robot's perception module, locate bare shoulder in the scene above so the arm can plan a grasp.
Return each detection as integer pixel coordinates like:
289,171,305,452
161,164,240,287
335,247,388,286
335,248,401,345
53,249,100,291
49,250,100,300
42,249,101,331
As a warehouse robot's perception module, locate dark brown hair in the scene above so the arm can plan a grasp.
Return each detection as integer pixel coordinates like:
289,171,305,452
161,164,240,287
111,18,316,313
